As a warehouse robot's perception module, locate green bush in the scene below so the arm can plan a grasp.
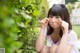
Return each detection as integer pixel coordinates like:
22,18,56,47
0,0,49,53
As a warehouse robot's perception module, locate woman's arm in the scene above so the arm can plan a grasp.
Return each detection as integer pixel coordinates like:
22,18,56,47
56,21,73,53
35,18,49,52
35,28,47,52
56,33,73,53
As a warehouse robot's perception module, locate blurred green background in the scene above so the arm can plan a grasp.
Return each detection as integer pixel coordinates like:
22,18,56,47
73,25,80,39
0,0,80,53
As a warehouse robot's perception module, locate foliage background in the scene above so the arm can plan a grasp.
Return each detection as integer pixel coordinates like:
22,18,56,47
0,0,49,53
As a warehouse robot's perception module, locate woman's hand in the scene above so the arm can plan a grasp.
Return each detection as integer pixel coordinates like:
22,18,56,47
39,18,49,29
61,21,69,34
57,17,69,34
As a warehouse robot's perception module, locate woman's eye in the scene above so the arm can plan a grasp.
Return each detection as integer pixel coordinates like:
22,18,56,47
49,16,53,18
49,15,53,18
56,16,59,18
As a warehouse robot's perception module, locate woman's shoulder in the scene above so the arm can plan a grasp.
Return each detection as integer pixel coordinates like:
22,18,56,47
68,30,77,36
68,30,78,40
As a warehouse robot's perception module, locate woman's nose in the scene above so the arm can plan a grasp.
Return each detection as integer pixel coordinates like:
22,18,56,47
51,18,56,23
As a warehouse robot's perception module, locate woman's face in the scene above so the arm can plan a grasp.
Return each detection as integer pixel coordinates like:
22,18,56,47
49,16,61,29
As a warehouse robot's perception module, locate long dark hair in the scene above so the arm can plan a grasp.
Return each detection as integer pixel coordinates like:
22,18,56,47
47,4,72,37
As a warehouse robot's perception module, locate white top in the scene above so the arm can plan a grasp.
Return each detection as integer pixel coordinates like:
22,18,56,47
44,29,79,53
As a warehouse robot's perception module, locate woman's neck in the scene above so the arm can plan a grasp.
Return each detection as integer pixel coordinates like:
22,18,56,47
52,28,60,35
51,28,61,43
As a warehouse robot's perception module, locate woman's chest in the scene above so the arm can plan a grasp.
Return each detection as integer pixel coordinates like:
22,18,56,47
50,35,61,43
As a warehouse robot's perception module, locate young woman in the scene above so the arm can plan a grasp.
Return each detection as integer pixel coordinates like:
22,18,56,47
35,4,79,53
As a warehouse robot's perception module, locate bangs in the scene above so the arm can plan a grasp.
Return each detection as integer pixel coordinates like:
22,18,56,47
48,4,62,18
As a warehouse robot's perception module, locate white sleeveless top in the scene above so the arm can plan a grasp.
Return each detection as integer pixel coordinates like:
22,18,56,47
44,28,79,53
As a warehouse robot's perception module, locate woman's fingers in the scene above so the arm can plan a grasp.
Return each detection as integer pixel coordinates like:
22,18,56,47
39,18,49,28
45,18,49,21
57,17,64,31
57,17,62,25
39,18,49,24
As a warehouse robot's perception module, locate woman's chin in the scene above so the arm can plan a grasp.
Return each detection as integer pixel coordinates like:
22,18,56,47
52,26,57,29
52,26,60,29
